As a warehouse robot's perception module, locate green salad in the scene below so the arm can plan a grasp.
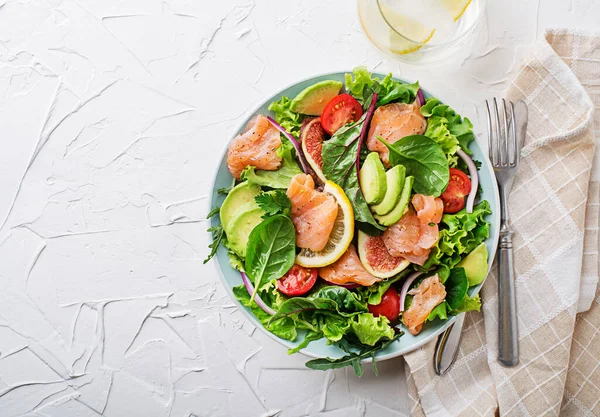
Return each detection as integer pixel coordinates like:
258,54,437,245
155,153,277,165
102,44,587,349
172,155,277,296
206,67,491,376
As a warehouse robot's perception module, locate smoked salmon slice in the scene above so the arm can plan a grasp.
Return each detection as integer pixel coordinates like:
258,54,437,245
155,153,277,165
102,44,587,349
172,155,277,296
366,100,427,166
227,114,282,179
403,274,446,335
287,174,338,252
383,194,443,266
319,244,381,286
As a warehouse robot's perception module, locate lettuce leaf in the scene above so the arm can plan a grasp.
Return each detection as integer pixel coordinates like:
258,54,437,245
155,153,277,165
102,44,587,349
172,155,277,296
421,98,475,165
268,96,304,138
350,313,395,346
422,200,492,270
345,67,419,107
233,284,297,341
444,267,469,310
355,272,406,305
451,294,482,314
241,140,302,189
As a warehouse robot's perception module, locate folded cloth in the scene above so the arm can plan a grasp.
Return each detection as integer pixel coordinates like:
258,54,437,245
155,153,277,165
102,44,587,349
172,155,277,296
404,30,599,417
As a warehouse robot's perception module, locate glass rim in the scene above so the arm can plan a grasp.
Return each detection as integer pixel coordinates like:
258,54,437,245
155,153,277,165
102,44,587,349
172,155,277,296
375,0,485,49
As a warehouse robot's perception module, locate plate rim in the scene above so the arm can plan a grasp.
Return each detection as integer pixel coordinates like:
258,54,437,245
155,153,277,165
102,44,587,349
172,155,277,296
208,70,501,361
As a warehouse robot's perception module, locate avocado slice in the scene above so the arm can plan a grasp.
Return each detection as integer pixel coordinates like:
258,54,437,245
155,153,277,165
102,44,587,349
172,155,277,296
457,243,489,286
371,165,406,215
220,182,261,231
290,80,343,115
360,152,387,205
227,206,264,257
375,176,414,226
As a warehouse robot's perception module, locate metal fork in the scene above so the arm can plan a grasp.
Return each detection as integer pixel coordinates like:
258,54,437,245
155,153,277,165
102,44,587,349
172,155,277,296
486,98,522,367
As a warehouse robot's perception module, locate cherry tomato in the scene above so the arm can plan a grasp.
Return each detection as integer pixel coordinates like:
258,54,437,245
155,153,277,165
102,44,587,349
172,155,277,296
320,94,363,135
368,287,400,321
441,168,472,213
277,265,318,296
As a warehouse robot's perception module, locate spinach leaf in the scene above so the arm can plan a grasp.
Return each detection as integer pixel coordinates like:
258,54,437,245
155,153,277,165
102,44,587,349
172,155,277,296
254,190,291,218
427,301,449,321
379,135,449,197
322,109,384,232
305,333,401,376
245,215,296,299
444,268,469,310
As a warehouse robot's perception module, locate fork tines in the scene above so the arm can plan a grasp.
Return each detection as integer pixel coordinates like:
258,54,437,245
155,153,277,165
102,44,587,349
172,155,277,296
486,98,518,168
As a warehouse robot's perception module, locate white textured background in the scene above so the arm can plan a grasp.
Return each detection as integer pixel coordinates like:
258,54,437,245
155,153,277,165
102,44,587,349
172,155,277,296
0,1,598,416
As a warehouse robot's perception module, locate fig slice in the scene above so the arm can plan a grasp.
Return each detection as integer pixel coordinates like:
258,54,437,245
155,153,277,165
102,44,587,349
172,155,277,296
300,117,327,183
357,230,410,278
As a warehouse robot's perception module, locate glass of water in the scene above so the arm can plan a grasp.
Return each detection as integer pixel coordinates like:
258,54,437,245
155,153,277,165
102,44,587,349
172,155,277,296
358,0,486,64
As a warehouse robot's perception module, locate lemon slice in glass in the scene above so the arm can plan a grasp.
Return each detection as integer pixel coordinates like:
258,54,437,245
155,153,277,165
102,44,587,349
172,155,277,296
296,181,355,268
378,5,436,55
441,0,473,21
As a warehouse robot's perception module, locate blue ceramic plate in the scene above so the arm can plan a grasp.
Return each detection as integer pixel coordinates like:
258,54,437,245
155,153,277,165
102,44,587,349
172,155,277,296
210,72,500,361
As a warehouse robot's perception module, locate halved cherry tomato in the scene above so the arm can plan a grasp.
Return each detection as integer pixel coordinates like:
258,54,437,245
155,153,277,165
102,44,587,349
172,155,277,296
277,265,318,296
320,94,363,135
441,168,472,213
368,287,400,322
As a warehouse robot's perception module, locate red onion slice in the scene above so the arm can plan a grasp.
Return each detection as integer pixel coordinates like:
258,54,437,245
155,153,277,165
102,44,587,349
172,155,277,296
457,149,479,214
417,89,425,107
399,272,423,312
266,116,311,175
355,92,378,175
241,272,275,315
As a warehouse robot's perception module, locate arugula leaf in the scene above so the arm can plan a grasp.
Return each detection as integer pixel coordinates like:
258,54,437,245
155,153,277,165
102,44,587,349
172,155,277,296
204,224,225,264
268,96,304,138
206,206,220,219
241,139,302,189
444,268,469,309
254,190,292,219
322,113,385,232
217,178,236,195
305,333,401,376
245,215,296,300
344,67,419,107
379,135,449,197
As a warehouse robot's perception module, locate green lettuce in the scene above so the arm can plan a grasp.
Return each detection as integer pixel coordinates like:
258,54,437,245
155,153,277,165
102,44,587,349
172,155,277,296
268,96,304,138
422,200,492,270
345,67,419,107
421,98,475,165
351,313,395,346
451,294,482,314
355,272,406,305
241,140,302,189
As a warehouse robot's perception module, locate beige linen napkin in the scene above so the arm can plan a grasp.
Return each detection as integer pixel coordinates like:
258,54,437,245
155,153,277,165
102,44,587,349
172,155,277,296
404,30,599,417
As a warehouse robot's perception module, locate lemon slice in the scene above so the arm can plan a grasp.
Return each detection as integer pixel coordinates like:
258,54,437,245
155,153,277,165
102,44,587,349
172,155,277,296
296,181,354,268
379,5,436,55
441,0,473,21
